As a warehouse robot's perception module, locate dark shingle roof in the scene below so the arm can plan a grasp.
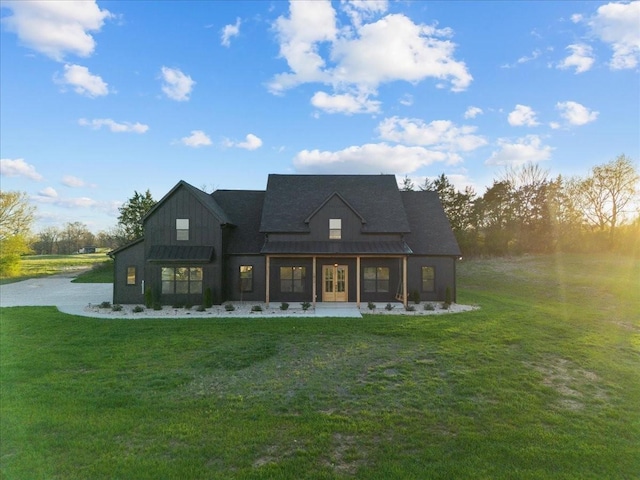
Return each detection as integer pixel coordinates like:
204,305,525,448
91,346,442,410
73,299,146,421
260,174,410,233
261,240,412,255
401,191,461,256
211,190,265,254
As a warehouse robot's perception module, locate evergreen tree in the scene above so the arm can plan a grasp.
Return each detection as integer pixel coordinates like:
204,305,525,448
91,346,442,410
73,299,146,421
117,190,156,243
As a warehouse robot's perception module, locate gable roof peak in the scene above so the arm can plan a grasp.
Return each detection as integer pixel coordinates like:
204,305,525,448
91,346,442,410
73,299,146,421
304,191,366,224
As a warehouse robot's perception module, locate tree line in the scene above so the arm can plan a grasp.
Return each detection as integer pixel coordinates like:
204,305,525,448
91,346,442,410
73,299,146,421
403,154,639,256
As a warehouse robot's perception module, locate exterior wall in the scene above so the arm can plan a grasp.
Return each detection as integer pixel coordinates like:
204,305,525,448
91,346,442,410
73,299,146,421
225,255,266,302
113,241,145,305
268,257,314,303
406,256,457,302
307,195,364,240
359,257,403,303
143,186,224,305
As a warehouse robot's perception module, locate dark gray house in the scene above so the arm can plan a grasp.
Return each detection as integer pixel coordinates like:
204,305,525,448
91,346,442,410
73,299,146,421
110,174,461,307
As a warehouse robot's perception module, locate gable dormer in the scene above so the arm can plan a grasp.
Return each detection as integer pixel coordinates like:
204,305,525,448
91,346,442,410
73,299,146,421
304,192,366,241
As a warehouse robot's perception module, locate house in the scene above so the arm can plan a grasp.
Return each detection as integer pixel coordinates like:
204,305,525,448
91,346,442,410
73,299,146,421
109,174,461,307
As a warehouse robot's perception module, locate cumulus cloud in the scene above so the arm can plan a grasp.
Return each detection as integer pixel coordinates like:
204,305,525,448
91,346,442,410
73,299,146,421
1,0,112,61
557,44,595,73
224,133,263,150
78,118,149,133
508,104,539,127
311,91,381,114
293,143,453,175
38,187,58,198
180,130,212,148
221,17,241,47
0,158,43,181
62,175,89,188
464,106,483,119
160,66,195,101
588,1,640,70
269,1,471,113
377,117,486,153
55,64,109,97
486,135,553,166
556,101,599,126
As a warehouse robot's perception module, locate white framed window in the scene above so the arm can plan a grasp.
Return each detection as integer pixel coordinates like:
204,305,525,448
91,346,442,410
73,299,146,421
176,218,189,241
329,218,342,239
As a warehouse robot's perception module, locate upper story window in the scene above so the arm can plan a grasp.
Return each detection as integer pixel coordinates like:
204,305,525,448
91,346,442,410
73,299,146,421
329,218,342,239
176,219,189,241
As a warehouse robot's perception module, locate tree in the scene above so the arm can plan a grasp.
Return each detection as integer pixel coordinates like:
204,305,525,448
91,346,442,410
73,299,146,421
33,227,60,255
0,191,35,240
58,222,94,254
401,175,415,191
117,190,156,243
570,155,639,247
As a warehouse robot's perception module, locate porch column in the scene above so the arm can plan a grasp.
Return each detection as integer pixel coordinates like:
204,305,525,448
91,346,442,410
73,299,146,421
312,256,317,307
265,255,270,307
356,256,361,308
402,256,408,308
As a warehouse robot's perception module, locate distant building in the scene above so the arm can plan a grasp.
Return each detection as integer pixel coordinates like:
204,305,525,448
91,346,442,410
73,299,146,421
109,175,461,307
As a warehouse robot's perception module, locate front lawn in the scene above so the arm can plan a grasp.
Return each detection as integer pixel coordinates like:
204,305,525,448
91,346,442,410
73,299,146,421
1,254,638,479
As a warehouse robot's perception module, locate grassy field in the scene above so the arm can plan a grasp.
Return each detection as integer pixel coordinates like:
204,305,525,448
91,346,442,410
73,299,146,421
0,253,113,285
1,254,638,479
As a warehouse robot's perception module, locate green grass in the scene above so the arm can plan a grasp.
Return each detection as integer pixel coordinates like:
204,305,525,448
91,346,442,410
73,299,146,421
1,254,639,479
1,253,113,285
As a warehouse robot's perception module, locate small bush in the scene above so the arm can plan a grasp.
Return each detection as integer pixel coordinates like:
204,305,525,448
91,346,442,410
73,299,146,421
301,301,311,311
203,287,213,308
368,301,376,310
444,286,452,307
385,303,394,311
132,305,145,313
441,302,450,310
251,305,263,312
144,287,153,308
410,290,421,304
280,302,289,311
184,303,192,310
225,303,236,312
111,304,123,312
196,305,206,312
152,302,162,311
99,301,111,309
424,303,435,311
405,304,415,312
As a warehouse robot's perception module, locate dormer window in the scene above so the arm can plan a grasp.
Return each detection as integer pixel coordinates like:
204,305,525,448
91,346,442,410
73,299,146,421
329,218,342,239
176,219,189,241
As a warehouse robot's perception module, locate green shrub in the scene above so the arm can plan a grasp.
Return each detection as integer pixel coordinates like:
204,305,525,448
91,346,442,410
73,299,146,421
112,304,123,312
132,305,145,313
203,287,213,308
301,301,311,311
251,305,262,312
196,305,206,312
99,301,111,309
424,303,435,311
144,287,153,308
225,303,235,312
385,303,394,311
405,304,415,312
368,301,376,310
445,286,452,306
280,302,289,311
152,302,162,311
410,290,421,304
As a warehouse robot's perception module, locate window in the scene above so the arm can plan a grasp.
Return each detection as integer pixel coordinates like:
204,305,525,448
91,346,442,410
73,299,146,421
126,266,136,285
280,266,306,293
363,267,389,293
240,265,253,292
422,266,435,292
176,219,189,241
329,218,342,239
161,267,203,294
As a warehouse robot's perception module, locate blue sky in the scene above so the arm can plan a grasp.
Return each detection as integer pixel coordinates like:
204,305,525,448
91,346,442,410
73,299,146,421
1,0,638,233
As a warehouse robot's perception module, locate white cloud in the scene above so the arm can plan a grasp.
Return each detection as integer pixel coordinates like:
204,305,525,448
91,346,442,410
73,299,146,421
62,175,87,188
588,1,640,70
464,106,483,119
486,135,553,166
78,118,149,133
221,17,241,47
180,130,212,148
557,44,595,73
56,64,109,97
269,2,471,112
160,66,195,101
399,94,413,106
0,158,43,181
311,91,380,114
377,117,487,152
508,104,539,127
556,101,599,126
1,0,112,61
225,133,263,150
293,143,451,174
38,187,58,198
